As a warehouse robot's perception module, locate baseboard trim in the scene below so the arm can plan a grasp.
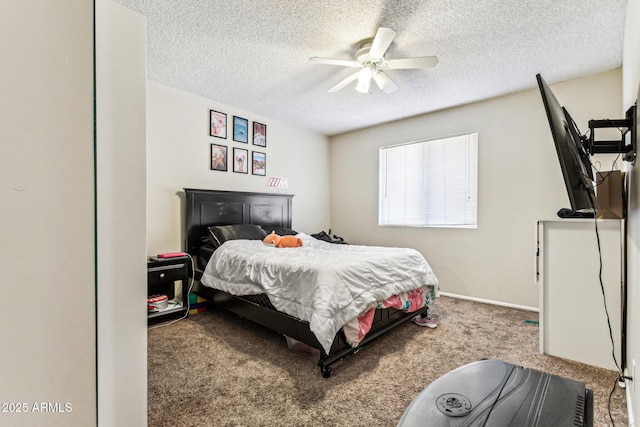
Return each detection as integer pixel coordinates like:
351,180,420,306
439,292,539,312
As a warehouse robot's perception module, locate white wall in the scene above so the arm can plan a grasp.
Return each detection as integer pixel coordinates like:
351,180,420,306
623,0,640,420
330,69,622,309
0,1,96,426
146,82,331,255
96,1,148,426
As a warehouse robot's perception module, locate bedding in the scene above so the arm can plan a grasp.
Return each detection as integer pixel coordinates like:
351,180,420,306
200,233,438,353
342,286,431,347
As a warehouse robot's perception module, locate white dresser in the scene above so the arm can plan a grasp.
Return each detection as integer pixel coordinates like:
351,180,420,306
537,219,623,371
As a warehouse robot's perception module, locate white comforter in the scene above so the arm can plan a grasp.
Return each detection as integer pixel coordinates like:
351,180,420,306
200,233,439,353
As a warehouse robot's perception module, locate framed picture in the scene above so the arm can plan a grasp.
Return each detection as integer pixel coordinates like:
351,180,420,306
233,147,248,174
233,116,249,143
210,144,228,171
253,121,267,147
210,110,227,139
252,151,266,176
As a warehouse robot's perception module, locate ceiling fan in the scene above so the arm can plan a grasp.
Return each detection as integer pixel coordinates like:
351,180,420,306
309,27,438,94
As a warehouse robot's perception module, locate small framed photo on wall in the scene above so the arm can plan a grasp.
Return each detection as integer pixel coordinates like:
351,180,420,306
233,116,249,143
210,144,228,171
210,110,227,139
253,121,267,147
252,151,266,176
233,147,248,174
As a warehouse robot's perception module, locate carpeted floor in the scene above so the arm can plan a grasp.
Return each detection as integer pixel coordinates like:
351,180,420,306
148,296,627,426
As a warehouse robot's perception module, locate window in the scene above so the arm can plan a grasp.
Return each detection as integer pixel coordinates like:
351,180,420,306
379,133,478,228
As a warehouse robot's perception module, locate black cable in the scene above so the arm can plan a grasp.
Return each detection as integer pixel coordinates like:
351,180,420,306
481,365,516,427
585,127,625,357
585,126,624,375
608,375,619,427
588,198,621,372
578,119,627,426
586,191,622,427
583,122,627,426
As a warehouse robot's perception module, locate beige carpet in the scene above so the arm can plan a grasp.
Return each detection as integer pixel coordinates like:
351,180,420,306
148,296,627,426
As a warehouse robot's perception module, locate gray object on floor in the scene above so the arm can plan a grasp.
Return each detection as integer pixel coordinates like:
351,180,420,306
397,359,593,427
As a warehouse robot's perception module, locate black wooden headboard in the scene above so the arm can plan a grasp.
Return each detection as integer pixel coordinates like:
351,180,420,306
183,188,294,256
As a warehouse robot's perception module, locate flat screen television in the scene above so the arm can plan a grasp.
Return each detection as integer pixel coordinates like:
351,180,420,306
536,74,597,217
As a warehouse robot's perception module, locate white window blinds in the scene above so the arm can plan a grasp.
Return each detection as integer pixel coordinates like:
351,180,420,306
379,133,478,227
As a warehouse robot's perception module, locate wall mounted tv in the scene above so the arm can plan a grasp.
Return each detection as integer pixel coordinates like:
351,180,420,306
536,74,597,218
536,74,637,219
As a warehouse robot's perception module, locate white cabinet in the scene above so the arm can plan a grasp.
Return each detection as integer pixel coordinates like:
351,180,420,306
537,219,623,371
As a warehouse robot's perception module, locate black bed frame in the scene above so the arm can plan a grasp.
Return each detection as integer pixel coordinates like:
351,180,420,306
183,188,429,378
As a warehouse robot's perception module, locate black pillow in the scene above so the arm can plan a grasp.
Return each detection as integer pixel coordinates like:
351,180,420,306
260,226,298,236
207,224,268,248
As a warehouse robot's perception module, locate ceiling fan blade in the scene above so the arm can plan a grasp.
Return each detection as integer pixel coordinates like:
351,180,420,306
309,57,360,67
373,71,398,94
328,72,359,93
369,27,396,58
386,56,439,69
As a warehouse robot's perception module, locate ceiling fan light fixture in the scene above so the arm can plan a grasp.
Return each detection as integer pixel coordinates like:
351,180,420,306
373,71,397,94
356,66,374,93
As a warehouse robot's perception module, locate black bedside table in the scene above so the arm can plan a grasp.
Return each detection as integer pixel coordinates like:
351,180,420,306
147,256,190,324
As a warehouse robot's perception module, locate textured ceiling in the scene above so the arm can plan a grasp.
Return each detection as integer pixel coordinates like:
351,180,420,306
113,0,628,136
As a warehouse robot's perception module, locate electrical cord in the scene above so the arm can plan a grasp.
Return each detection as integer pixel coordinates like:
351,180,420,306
148,254,196,330
590,119,634,427
609,376,620,427
588,196,621,371
481,365,516,427
586,190,623,427
578,131,627,425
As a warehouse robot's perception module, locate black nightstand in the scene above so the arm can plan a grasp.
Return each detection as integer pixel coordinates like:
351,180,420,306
147,256,190,324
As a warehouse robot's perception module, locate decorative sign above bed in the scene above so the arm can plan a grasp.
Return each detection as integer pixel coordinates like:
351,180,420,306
267,177,288,189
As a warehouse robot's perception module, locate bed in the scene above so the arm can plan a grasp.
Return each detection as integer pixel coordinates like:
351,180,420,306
184,188,438,377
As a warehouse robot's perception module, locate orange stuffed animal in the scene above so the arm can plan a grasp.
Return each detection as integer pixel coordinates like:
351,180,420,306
263,231,303,248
